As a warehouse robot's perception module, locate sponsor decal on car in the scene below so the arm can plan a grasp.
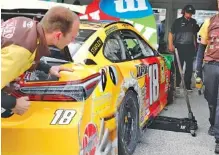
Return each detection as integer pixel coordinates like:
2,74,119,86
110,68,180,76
50,109,76,125
135,64,149,78
89,37,103,56
82,123,99,155
105,25,119,35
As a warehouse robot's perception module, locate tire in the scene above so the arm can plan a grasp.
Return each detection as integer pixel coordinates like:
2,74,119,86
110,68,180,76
118,90,140,155
167,63,176,104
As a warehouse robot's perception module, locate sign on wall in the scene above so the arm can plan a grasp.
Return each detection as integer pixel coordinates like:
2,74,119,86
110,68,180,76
177,9,218,25
79,0,158,49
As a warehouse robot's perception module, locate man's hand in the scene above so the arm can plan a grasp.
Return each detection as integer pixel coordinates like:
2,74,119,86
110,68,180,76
195,77,203,89
49,66,73,78
12,96,30,115
168,32,175,52
168,44,175,52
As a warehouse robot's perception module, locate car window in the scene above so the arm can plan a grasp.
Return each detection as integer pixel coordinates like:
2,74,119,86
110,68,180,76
38,29,96,63
121,30,155,59
68,29,96,59
103,33,126,62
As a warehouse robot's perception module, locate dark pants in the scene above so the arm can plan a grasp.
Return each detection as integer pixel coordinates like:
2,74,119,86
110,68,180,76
203,63,219,141
175,44,195,88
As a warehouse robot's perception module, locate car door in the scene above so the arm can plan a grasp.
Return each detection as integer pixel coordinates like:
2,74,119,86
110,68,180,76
119,29,168,121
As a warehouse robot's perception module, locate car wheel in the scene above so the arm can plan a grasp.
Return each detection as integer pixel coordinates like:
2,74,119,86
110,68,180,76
167,63,176,104
118,90,139,155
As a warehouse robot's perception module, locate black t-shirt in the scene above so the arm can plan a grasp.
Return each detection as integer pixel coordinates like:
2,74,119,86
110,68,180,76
170,16,197,45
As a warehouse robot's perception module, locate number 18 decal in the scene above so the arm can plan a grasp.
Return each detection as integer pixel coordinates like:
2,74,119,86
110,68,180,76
149,64,159,105
51,109,76,125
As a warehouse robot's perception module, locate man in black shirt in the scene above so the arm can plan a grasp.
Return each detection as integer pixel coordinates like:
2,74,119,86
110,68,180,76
168,5,198,91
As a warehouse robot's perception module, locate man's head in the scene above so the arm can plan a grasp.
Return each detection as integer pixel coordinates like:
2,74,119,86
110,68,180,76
41,6,80,49
182,5,196,19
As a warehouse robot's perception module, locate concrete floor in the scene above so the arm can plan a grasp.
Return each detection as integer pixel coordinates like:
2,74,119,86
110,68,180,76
134,89,216,155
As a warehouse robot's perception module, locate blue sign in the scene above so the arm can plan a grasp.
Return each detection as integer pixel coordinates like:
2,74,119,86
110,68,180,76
99,0,153,19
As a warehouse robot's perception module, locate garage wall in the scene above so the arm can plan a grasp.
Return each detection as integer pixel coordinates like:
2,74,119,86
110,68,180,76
150,0,217,42
150,0,217,10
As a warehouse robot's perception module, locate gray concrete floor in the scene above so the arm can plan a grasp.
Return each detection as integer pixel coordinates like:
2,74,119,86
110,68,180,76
134,89,216,155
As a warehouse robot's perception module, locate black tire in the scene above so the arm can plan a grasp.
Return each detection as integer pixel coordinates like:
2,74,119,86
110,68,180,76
167,63,176,104
118,90,139,155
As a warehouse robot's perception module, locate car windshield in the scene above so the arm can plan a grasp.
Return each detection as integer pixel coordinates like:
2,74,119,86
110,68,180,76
68,29,95,60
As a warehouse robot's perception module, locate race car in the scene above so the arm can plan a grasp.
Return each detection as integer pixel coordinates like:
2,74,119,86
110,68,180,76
1,9,175,155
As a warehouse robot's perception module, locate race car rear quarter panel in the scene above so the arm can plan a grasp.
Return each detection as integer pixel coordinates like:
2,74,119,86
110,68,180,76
1,62,119,155
2,67,120,155
80,65,124,155
1,101,84,155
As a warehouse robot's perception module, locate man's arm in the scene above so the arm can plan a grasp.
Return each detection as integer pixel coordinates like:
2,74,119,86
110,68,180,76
36,61,52,74
168,32,174,50
37,61,73,78
1,45,32,116
1,90,30,117
195,43,207,77
1,91,16,110
193,20,200,50
195,19,210,78
168,20,176,52
1,45,33,89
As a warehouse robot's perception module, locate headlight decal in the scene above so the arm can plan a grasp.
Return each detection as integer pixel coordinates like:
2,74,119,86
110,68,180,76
109,66,118,85
99,68,107,92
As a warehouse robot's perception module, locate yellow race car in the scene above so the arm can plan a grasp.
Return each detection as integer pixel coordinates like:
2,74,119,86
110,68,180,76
2,11,175,155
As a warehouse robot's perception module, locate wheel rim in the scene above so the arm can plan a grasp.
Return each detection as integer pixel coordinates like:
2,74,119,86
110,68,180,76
121,97,138,153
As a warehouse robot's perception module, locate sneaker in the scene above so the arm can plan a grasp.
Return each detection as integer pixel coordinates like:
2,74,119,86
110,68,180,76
186,87,193,92
208,126,215,136
215,143,219,154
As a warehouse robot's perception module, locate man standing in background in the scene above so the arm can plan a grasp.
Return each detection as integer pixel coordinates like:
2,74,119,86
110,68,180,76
168,5,198,91
158,19,166,53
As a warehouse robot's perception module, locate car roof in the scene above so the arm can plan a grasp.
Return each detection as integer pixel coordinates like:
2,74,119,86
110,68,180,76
80,20,134,30
80,20,112,30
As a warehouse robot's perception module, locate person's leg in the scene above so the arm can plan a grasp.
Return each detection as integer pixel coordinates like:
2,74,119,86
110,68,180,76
184,44,195,90
203,64,219,136
174,44,185,87
213,65,219,153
